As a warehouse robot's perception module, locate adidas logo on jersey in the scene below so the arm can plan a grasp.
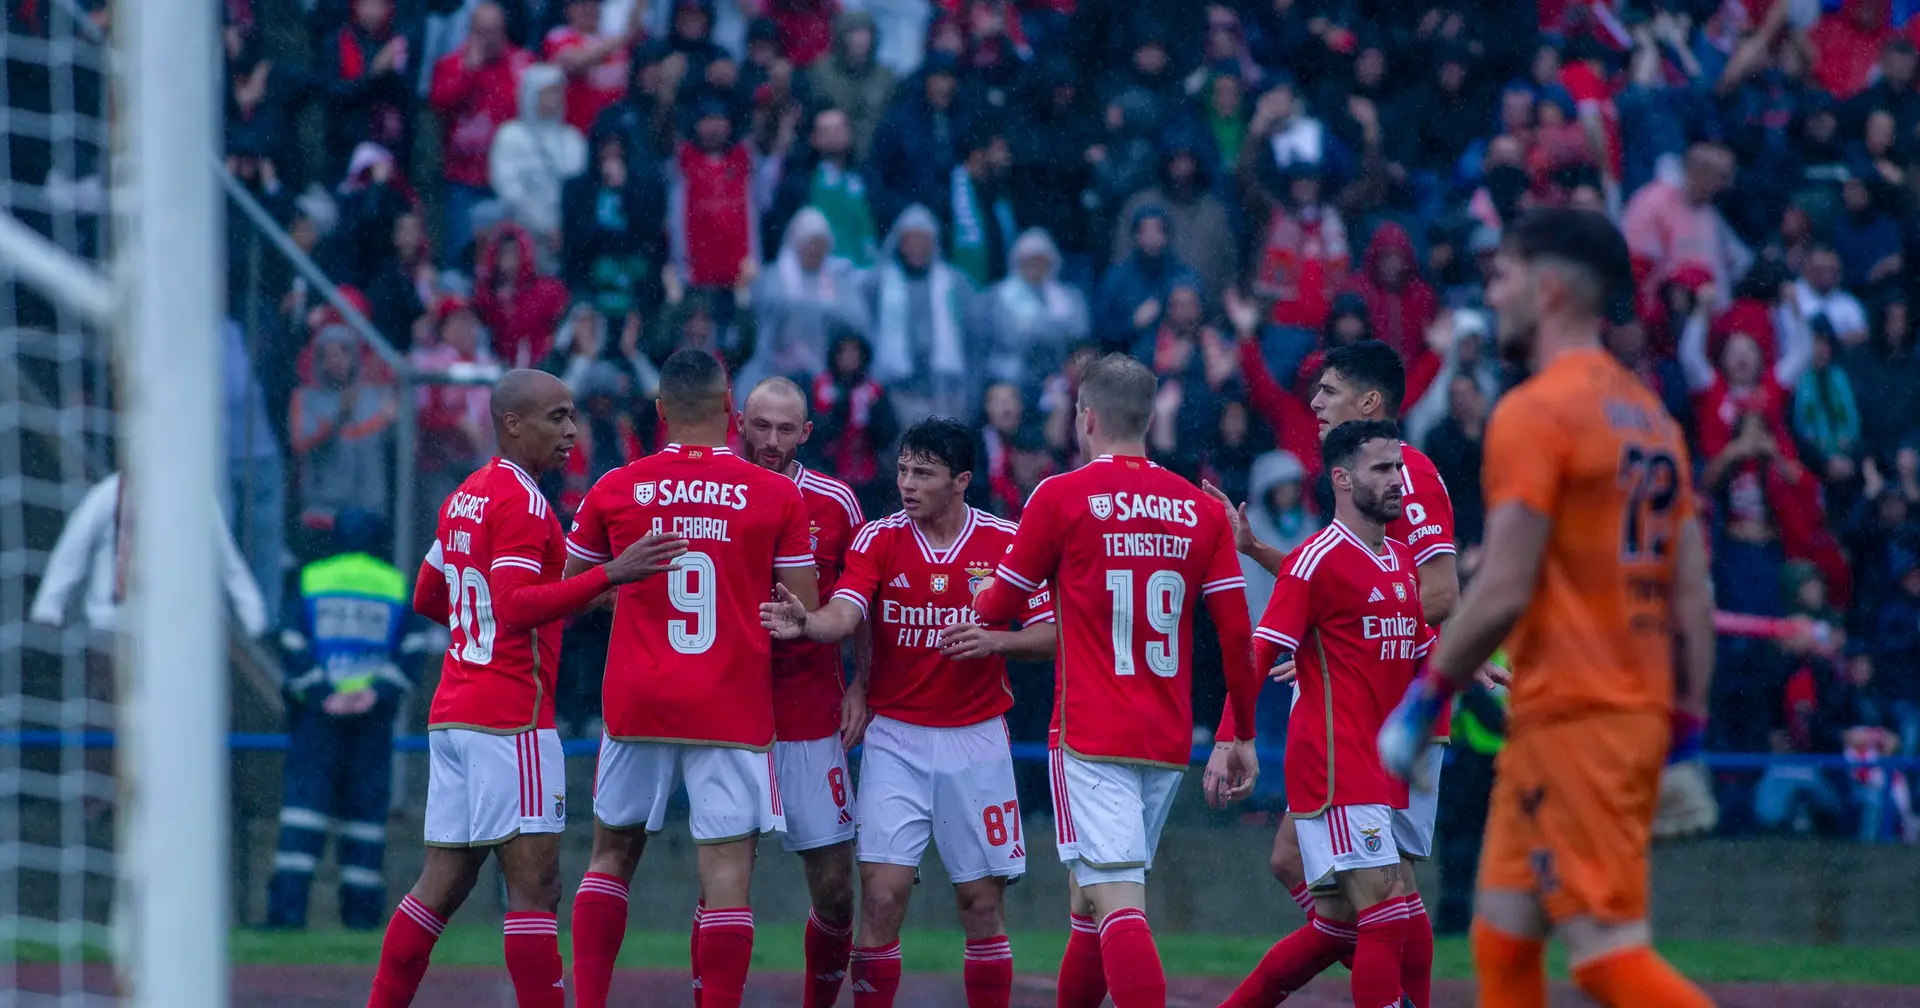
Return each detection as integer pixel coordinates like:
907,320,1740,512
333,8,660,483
890,574,911,589
1009,844,1025,858
1368,587,1386,603
837,808,854,825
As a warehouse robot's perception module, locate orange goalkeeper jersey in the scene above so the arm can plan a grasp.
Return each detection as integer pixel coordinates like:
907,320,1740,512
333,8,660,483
1482,347,1695,731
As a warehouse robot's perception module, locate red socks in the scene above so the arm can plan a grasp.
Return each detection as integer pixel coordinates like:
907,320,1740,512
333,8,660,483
1351,897,1412,1008
695,906,755,1008
502,911,564,1008
1056,914,1107,1008
690,900,706,1007
1401,895,1434,1008
963,935,1013,1008
569,872,630,1008
804,910,854,1008
1098,908,1167,1008
850,941,903,1007
1288,883,1313,912
1219,913,1356,1007
367,894,445,1007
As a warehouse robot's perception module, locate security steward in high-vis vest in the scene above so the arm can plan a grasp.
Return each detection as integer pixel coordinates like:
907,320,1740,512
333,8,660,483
1436,651,1509,934
266,510,418,929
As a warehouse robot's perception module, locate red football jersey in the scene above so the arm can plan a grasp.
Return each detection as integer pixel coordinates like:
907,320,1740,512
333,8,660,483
832,507,1053,728
1390,442,1457,738
992,455,1247,768
773,464,864,742
1262,522,1434,814
425,458,566,733
566,444,814,749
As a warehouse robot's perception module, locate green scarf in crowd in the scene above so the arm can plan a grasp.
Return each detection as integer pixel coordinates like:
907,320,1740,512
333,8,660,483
808,163,877,268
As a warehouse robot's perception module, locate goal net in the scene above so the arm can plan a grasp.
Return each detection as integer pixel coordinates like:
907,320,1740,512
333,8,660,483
1,1,226,1005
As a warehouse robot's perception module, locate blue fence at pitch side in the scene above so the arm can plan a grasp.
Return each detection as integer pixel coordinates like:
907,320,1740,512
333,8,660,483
2,730,1917,771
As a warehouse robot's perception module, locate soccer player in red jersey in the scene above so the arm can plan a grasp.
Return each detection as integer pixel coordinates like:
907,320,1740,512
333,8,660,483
735,376,866,1008
562,351,820,1008
1222,418,1435,1008
1203,339,1458,1007
970,355,1263,1008
368,370,685,1008
761,417,1055,1008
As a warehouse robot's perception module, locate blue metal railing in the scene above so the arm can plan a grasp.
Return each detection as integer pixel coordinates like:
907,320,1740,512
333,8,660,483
4,730,1916,771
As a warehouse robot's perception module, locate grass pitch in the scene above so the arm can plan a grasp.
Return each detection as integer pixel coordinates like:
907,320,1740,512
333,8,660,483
220,926,1920,985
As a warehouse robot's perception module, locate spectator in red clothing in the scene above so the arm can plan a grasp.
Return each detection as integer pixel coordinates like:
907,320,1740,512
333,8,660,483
763,0,838,67
1811,0,1895,100
1339,222,1438,369
1559,35,1622,187
670,98,787,289
544,0,644,133
473,224,570,368
319,0,414,180
427,2,529,268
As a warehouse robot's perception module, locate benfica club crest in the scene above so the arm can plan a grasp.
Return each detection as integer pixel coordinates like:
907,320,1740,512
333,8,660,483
1360,826,1383,853
634,482,657,505
931,574,950,594
1088,494,1114,520
810,522,821,552
966,566,994,594
1393,582,1407,602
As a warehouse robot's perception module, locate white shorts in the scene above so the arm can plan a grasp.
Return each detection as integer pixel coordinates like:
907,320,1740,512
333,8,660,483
592,736,784,843
856,715,1024,883
1050,749,1183,887
1295,804,1401,890
424,728,566,847
1393,743,1445,859
774,735,856,853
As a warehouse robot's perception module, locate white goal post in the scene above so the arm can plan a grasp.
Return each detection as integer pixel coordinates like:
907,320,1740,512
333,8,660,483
0,0,227,1004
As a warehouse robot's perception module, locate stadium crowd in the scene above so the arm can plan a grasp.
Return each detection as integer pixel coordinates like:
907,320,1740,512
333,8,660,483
188,0,1920,841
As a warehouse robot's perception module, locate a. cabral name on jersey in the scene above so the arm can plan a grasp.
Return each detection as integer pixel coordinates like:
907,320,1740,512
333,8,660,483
881,599,978,648
649,514,734,542
445,492,488,522
634,479,752,510
1362,614,1423,660
1086,492,1200,527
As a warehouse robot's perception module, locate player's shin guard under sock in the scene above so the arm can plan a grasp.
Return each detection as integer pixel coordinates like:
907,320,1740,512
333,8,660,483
569,872,630,1008
803,910,854,1008
963,935,1014,1008
694,907,755,1008
690,900,706,1007
1351,897,1412,1008
1219,913,1356,1008
1470,920,1547,1008
1571,946,1714,1008
850,941,903,1007
1399,896,1434,1008
502,911,564,1008
1056,915,1107,1008
1098,908,1167,1008
367,894,444,1007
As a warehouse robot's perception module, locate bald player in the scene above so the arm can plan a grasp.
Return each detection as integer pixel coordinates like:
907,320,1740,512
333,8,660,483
564,351,820,1008
735,377,866,1008
1380,209,1716,1008
369,369,687,1008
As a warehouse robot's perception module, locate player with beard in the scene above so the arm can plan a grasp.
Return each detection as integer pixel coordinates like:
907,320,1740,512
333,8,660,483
370,370,687,1008
726,376,865,1008
761,417,1055,1008
1231,419,1434,1008
1201,339,1461,1008
1379,209,1715,1008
